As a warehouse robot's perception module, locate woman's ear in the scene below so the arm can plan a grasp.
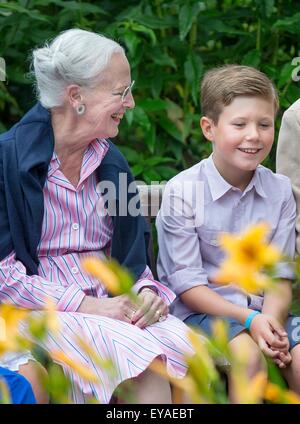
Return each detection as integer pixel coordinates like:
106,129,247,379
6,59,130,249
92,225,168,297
66,85,82,108
200,116,215,142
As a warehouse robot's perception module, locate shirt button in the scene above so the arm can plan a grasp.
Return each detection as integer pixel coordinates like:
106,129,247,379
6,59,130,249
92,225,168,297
72,223,79,230
71,267,79,274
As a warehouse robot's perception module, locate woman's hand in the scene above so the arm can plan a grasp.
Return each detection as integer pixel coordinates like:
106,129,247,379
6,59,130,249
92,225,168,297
78,295,138,324
131,288,169,329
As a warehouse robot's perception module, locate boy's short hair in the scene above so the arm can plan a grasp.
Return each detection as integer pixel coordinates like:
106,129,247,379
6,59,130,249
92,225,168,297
201,64,279,123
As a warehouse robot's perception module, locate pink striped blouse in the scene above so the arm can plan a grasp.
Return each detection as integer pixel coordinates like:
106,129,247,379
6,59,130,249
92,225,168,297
0,138,194,403
0,138,175,310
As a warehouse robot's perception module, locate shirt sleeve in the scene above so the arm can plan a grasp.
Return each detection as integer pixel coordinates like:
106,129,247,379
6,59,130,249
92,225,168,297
276,106,300,255
133,265,176,306
155,180,209,296
269,180,296,280
0,251,86,312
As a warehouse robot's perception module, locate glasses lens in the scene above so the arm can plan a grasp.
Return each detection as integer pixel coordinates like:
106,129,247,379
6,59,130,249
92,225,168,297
121,86,130,102
121,80,135,102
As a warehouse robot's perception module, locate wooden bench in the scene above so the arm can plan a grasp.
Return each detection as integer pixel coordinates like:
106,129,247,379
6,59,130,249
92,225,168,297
137,183,166,279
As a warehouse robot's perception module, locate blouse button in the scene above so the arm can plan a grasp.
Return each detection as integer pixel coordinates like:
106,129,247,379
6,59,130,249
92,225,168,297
72,223,79,230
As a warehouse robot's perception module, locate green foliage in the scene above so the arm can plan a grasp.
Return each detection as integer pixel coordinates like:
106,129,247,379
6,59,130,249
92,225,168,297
1,0,300,178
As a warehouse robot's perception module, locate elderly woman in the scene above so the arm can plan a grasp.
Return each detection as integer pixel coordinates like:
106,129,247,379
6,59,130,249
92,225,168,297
0,29,193,403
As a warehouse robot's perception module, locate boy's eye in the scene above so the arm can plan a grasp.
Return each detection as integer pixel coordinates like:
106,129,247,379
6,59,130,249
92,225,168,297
260,123,270,128
233,123,245,127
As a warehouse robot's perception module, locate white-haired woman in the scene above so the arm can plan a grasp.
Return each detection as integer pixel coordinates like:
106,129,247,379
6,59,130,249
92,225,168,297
0,29,194,403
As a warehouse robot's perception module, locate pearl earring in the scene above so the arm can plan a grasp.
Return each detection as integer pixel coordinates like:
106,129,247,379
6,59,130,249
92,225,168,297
76,104,86,115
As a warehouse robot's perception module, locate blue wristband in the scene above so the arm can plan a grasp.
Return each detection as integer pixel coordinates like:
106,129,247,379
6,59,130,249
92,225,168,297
244,311,260,330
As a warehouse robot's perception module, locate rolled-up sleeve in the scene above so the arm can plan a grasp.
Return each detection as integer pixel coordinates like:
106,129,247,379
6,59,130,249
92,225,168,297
156,181,208,295
270,181,296,280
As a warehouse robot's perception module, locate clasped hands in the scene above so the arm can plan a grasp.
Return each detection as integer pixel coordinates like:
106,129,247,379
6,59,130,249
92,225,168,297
78,288,169,329
250,313,291,368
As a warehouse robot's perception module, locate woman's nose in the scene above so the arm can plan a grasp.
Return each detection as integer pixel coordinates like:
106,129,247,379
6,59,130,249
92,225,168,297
123,91,135,109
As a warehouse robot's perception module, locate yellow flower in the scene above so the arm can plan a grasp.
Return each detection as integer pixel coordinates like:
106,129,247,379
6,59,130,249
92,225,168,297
219,223,281,268
0,305,29,355
264,382,300,404
76,336,116,377
51,350,98,382
82,257,121,295
82,257,136,299
214,223,281,294
44,298,60,333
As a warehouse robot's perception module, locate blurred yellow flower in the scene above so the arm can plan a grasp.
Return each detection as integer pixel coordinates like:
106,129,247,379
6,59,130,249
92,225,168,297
215,223,281,294
219,223,281,268
82,257,135,300
82,257,121,295
51,350,98,382
0,305,29,355
265,382,300,404
76,336,116,377
44,298,60,333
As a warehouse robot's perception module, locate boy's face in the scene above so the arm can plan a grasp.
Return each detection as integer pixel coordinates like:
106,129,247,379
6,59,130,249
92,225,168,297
201,96,275,188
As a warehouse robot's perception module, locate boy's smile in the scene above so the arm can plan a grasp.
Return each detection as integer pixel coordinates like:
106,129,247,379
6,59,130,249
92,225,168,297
201,96,275,191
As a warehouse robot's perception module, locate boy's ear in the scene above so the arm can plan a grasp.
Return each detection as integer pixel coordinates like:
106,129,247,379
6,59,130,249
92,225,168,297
200,116,215,142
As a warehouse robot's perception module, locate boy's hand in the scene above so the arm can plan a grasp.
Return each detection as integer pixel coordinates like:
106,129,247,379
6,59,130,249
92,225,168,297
270,333,291,368
249,313,288,359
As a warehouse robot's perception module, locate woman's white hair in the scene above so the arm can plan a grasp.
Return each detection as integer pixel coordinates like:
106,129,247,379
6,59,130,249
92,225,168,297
31,28,125,108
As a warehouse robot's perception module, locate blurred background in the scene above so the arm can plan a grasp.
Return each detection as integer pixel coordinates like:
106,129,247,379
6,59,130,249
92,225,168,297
1,0,300,182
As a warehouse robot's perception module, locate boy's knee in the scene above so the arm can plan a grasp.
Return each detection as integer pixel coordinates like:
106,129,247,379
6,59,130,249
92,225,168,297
229,333,266,374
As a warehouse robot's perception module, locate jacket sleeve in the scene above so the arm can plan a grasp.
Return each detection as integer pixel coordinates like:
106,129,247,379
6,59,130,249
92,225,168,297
276,105,300,255
0,145,85,311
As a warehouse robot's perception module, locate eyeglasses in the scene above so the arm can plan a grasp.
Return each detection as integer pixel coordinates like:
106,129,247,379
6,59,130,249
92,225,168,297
113,80,135,102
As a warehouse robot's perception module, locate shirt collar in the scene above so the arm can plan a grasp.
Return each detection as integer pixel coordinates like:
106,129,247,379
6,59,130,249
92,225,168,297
47,138,109,178
205,154,267,201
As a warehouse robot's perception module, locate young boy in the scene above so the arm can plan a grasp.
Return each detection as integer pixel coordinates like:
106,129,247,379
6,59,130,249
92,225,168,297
156,65,300,399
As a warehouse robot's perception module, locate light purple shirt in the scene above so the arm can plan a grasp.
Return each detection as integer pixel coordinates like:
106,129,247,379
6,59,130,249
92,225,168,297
156,154,296,321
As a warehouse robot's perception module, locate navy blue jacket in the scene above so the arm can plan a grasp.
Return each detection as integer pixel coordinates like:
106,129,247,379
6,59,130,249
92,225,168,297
0,103,149,280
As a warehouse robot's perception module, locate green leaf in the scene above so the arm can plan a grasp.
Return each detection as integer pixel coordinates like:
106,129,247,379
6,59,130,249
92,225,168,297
0,3,50,22
152,49,176,69
179,4,194,41
273,14,300,34
266,358,288,389
155,165,176,180
124,109,134,126
147,156,174,166
119,146,141,164
144,168,162,182
278,62,295,89
241,50,261,68
158,115,182,143
137,99,169,112
132,106,151,131
144,123,156,154
184,52,203,105
35,0,109,15
131,163,144,177
124,32,140,57
131,23,157,46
